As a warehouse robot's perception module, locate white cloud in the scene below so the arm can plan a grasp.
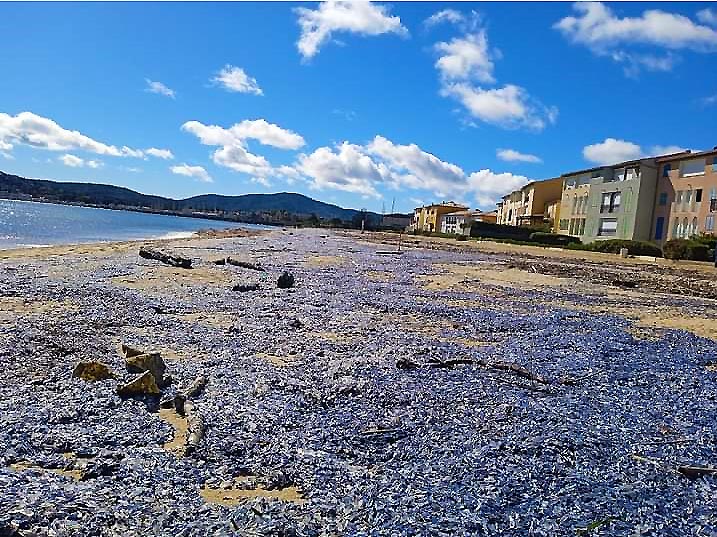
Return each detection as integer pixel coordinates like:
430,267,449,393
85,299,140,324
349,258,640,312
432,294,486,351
211,65,263,95
170,164,212,183
698,8,717,26
435,31,495,83
231,119,305,149
181,119,304,182
295,0,408,60
583,139,687,165
367,135,465,195
425,9,465,28
145,79,176,99
430,18,556,131
424,9,480,32
60,154,84,167
145,147,174,160
441,83,557,131
59,154,103,168
182,119,304,150
702,93,717,106
467,169,529,207
556,2,717,50
555,3,717,75
0,111,170,161
583,138,642,164
649,145,687,156
120,166,143,173
497,148,542,163
294,135,529,207
296,142,387,198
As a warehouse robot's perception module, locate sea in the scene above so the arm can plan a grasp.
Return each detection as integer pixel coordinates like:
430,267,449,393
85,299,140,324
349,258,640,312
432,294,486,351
0,199,262,249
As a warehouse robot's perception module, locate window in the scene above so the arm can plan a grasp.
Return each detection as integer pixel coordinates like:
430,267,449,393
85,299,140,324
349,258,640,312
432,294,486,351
682,217,689,238
676,191,683,205
614,168,625,182
598,219,617,236
706,215,714,232
655,217,665,240
696,189,703,203
692,217,698,236
658,192,668,206
600,192,621,213
559,219,569,231
578,218,586,235
681,159,706,177
673,218,679,238
662,163,671,178
685,190,692,209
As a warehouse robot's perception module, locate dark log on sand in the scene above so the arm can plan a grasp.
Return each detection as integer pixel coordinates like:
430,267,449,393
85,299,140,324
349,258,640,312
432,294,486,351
139,246,192,269
226,258,264,271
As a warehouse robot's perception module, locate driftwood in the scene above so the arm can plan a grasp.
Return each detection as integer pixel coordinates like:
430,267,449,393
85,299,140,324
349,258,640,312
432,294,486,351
427,358,477,369
182,375,208,399
226,258,264,271
233,283,260,292
139,246,192,269
360,428,403,436
185,402,205,454
487,360,550,385
677,465,717,478
426,357,550,385
632,454,717,479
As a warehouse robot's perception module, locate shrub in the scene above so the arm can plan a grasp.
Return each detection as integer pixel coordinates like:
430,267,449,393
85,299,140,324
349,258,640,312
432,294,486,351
455,234,468,241
589,239,663,257
690,234,717,249
663,239,711,261
529,232,581,246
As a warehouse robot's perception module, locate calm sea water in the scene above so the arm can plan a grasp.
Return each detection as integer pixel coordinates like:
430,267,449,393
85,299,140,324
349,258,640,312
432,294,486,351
0,199,259,249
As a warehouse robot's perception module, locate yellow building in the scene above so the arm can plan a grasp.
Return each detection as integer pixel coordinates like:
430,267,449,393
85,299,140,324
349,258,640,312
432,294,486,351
497,177,563,228
412,201,468,232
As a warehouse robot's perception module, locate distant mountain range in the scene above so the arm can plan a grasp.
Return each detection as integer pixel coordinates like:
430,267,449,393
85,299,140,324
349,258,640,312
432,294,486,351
0,170,386,223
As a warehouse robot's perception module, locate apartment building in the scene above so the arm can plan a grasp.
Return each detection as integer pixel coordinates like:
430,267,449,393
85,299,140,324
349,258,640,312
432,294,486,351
438,209,498,235
557,158,661,242
496,177,563,228
651,148,717,242
412,201,468,232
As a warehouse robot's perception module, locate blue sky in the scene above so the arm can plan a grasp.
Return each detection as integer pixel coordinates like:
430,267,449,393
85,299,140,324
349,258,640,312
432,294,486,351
1,1,716,213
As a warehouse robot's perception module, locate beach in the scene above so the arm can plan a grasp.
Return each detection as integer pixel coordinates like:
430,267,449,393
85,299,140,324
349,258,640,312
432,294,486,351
1,227,716,535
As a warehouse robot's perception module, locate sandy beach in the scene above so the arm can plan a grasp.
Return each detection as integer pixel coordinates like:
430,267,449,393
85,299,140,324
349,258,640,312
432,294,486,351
1,227,716,535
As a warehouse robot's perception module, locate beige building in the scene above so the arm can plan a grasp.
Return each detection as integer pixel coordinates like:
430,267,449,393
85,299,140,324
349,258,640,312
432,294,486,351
651,148,717,242
497,178,563,228
412,202,468,232
438,209,495,235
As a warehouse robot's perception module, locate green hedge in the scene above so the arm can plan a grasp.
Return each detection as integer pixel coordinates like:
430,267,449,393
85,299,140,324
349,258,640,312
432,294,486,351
591,239,663,257
566,239,663,257
529,232,581,246
663,239,711,261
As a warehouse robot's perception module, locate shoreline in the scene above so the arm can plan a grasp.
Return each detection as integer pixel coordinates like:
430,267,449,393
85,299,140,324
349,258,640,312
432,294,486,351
0,226,268,260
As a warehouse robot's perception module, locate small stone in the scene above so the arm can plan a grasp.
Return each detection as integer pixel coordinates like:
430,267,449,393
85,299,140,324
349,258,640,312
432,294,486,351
277,271,295,289
116,371,161,397
72,361,115,382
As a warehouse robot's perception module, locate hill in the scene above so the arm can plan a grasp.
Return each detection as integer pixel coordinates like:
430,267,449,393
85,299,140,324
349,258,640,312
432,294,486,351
0,170,373,222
